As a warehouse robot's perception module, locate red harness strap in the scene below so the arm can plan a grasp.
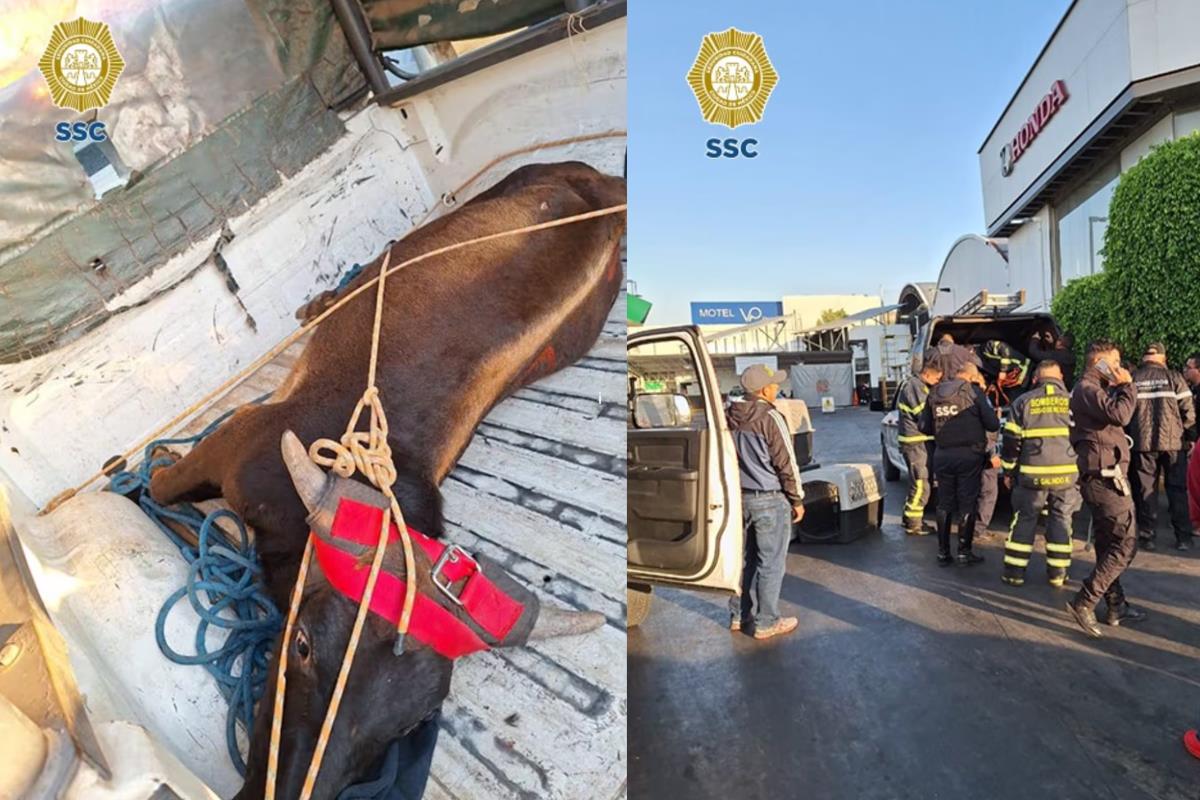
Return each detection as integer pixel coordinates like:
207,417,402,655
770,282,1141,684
312,498,525,659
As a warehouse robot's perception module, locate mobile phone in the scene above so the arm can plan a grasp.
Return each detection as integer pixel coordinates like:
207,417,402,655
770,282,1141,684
1095,360,1115,379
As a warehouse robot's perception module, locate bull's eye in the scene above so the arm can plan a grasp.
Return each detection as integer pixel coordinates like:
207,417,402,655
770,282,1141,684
295,629,312,661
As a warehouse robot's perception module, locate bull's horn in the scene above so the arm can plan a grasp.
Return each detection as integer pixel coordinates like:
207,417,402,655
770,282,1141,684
281,430,327,513
527,607,605,640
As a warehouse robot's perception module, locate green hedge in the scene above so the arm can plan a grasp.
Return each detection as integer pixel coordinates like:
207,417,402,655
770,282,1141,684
1051,131,1200,365
1051,272,1112,363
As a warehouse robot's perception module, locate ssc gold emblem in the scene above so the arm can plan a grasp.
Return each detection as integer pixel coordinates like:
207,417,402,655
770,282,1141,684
38,17,125,113
686,28,779,129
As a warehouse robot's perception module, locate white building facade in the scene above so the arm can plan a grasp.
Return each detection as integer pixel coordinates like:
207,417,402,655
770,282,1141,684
941,0,1200,312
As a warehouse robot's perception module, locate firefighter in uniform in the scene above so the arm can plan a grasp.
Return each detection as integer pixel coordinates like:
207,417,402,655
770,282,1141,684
1128,342,1196,551
999,360,1081,587
896,353,943,535
918,352,1000,565
1066,339,1146,638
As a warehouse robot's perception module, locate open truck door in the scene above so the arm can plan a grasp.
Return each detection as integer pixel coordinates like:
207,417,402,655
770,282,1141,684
627,326,743,627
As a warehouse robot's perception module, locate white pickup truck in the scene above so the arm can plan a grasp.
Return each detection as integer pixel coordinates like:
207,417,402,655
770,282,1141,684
881,302,1065,485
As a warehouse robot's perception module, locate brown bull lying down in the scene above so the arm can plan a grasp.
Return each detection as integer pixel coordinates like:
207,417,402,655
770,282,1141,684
148,161,625,799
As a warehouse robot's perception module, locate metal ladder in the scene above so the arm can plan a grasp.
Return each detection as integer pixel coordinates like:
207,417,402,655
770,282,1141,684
954,289,1026,316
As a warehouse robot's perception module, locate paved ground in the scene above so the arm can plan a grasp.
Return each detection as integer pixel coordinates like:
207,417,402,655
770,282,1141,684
629,406,1200,800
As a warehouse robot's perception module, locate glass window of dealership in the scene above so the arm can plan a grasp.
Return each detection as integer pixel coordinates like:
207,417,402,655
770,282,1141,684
1058,109,1200,284
977,0,1200,310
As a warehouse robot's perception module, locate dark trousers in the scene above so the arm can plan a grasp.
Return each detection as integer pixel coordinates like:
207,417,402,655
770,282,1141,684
1078,474,1137,609
1004,485,1080,581
901,442,933,527
1130,449,1191,543
934,448,984,517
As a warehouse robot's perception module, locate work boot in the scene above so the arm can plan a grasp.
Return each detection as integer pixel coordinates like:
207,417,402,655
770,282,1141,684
904,518,933,536
1066,595,1103,639
753,617,799,640
956,514,984,566
935,511,954,566
1001,563,1025,586
1105,603,1148,627
1047,569,1068,588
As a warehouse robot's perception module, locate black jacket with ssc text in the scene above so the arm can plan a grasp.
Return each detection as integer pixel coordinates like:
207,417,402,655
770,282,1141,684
917,379,1000,454
1069,368,1138,474
726,398,804,506
1127,361,1195,452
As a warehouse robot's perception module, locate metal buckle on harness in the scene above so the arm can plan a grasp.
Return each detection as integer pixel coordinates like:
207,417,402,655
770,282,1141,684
430,545,477,606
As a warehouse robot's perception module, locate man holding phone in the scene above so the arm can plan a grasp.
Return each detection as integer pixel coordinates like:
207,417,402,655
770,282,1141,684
1066,340,1145,638
726,364,805,640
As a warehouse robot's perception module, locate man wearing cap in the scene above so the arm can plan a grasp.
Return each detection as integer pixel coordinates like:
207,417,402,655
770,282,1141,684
895,352,943,535
1128,342,1195,551
726,364,804,640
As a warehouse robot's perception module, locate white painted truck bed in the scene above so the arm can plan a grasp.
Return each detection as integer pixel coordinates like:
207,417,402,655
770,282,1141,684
171,294,628,800
10,291,627,800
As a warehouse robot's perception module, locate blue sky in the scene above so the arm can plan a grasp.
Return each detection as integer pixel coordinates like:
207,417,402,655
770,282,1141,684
628,0,1072,324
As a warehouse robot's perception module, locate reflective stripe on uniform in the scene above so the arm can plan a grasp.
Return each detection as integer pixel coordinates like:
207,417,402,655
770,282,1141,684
1000,459,1016,470
904,478,925,517
1046,557,1071,568
1019,463,1078,475
1045,541,1073,554
1004,421,1023,435
1020,426,1070,438
898,434,934,443
1004,513,1029,560
1136,390,1192,400
898,401,926,415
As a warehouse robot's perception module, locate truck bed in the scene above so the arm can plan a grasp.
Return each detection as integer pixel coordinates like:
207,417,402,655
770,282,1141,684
175,294,628,799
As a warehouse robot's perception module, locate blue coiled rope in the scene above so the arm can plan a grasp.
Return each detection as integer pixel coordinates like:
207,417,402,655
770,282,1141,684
108,404,280,775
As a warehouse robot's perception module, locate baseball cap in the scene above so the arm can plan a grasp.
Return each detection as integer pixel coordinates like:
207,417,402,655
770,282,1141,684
740,363,788,393
1144,342,1167,357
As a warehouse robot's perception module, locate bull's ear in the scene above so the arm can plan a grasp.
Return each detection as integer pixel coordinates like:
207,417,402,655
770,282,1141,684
525,606,605,641
281,429,329,513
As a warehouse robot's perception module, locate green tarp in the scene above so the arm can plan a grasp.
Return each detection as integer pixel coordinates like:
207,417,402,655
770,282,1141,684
0,0,361,362
363,0,566,49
